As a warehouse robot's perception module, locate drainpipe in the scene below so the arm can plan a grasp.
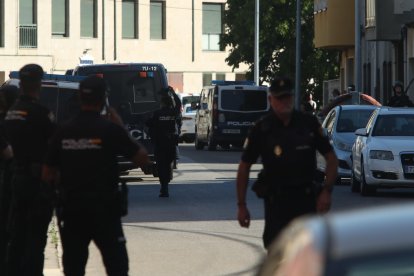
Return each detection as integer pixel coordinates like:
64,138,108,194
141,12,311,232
114,0,117,61
102,0,105,61
354,0,362,104
402,25,408,89
254,0,259,85
192,0,194,62
295,0,302,110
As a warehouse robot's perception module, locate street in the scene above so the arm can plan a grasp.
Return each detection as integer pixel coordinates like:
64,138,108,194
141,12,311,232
62,144,414,276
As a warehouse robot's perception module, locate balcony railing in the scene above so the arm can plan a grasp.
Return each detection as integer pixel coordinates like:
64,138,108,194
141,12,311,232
19,24,37,48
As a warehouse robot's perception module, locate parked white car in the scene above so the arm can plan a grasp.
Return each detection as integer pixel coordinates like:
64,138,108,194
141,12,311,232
317,105,377,184
179,104,196,143
351,107,414,195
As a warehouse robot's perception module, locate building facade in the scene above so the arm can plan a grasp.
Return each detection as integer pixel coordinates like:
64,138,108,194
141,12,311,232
0,0,249,92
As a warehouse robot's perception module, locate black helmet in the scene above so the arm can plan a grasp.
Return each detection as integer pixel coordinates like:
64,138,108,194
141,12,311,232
393,81,404,89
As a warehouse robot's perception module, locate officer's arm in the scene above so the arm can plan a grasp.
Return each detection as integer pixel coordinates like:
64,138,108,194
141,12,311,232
236,161,252,206
323,150,338,191
130,147,150,168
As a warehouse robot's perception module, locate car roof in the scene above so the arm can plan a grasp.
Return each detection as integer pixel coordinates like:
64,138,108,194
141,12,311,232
334,104,379,111
324,203,414,259
377,106,414,115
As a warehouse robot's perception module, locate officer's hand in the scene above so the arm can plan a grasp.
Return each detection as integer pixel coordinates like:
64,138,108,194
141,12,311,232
317,189,331,214
238,205,250,228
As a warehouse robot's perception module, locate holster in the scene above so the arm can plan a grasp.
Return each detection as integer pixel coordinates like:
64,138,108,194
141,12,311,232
251,170,270,198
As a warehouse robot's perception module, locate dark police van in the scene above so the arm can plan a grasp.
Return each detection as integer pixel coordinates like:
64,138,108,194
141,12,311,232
71,63,171,175
195,81,269,150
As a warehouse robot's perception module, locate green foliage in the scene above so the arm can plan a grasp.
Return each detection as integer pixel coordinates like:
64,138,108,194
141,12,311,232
221,0,339,102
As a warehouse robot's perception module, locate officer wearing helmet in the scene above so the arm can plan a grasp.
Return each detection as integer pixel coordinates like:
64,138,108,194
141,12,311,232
236,76,338,249
387,81,414,107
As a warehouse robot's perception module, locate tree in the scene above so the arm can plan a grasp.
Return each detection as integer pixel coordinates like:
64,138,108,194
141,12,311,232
221,0,339,103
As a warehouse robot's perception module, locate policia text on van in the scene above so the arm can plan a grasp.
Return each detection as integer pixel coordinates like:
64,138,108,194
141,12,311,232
195,81,269,151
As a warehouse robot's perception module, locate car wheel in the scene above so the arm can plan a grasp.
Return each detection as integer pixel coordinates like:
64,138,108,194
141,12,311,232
360,158,376,196
194,131,204,150
207,131,217,151
220,143,230,150
350,169,360,193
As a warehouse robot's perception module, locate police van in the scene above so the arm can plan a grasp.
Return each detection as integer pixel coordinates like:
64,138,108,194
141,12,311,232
71,63,171,175
5,72,84,123
194,81,269,150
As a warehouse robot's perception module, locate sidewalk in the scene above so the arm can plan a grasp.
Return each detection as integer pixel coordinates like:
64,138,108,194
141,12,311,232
44,216,63,276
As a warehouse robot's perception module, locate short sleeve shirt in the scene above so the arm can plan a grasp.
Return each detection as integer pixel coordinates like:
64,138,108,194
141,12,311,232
242,111,332,184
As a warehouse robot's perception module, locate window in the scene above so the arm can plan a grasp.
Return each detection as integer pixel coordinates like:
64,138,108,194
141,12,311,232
81,0,97,38
19,0,37,48
366,0,376,27
203,73,212,86
150,1,165,39
122,0,138,39
0,0,3,47
52,0,68,37
216,73,225,81
202,3,223,51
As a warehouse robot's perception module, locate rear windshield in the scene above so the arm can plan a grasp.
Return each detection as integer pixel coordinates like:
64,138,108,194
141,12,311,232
181,96,200,106
220,89,268,112
75,66,167,114
336,109,375,133
39,86,80,123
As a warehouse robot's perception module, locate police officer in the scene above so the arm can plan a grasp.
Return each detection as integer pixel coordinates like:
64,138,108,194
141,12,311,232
4,64,55,276
147,95,177,197
0,85,18,274
236,76,338,249
42,75,149,276
386,81,414,107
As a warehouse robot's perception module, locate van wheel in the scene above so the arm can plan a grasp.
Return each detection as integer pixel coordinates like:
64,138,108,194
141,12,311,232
195,135,204,150
207,132,217,151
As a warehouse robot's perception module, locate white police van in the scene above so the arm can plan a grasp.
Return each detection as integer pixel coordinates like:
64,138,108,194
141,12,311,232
195,81,269,150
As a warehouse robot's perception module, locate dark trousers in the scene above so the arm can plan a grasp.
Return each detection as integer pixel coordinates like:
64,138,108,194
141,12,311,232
58,212,129,276
263,191,316,249
0,160,13,274
155,145,175,190
5,174,53,276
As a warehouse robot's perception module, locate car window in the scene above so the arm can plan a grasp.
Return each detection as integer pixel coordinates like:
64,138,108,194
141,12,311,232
336,109,375,133
365,109,378,134
220,89,268,111
325,110,336,133
185,106,195,113
372,114,414,136
181,96,200,106
334,250,414,276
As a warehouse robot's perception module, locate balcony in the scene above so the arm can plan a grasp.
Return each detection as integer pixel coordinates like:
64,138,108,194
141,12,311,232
19,24,37,48
314,0,355,49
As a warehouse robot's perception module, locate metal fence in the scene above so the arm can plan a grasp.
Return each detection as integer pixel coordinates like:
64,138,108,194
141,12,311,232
19,24,37,48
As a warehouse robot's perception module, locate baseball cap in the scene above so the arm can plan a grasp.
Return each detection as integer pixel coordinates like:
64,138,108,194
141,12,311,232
79,75,107,103
269,77,294,97
19,64,44,82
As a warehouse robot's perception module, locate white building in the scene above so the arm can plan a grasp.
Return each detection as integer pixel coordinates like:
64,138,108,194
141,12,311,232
0,0,249,92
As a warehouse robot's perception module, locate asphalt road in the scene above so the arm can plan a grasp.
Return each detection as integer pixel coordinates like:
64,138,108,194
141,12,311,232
77,143,414,275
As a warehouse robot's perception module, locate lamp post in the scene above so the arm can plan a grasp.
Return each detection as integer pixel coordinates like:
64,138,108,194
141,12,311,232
254,0,259,85
295,0,302,110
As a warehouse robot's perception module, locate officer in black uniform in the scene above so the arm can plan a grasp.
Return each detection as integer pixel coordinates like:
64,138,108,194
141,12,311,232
42,75,149,276
4,64,56,276
386,81,414,107
147,95,177,197
0,85,18,274
236,76,338,249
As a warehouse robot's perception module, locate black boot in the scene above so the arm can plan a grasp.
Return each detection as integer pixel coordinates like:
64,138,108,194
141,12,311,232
159,182,169,197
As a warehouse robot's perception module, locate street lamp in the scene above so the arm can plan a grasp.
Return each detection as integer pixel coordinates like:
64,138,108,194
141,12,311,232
295,0,302,110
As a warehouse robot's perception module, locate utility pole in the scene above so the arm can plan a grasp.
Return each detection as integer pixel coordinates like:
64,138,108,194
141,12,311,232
354,0,362,104
254,0,259,85
295,0,302,110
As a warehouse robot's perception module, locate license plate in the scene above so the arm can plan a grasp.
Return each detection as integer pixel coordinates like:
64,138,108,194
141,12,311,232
223,129,240,134
405,166,414,173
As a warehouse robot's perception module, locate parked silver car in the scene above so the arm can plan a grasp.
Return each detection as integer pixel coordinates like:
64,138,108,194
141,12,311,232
258,203,414,276
317,105,377,183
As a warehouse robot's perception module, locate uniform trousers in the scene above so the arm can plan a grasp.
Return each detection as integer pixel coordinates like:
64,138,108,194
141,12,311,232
155,143,175,188
0,159,13,274
5,173,53,276
263,188,316,249
58,210,128,276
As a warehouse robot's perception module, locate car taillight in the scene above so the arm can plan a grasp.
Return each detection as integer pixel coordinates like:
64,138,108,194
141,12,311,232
213,102,218,121
219,113,225,123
